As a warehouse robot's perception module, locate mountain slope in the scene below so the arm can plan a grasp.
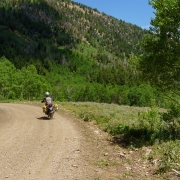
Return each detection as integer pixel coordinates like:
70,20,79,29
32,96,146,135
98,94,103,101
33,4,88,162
0,0,147,71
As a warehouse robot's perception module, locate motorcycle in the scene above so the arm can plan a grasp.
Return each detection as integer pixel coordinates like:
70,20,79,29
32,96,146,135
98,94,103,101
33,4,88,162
42,103,58,119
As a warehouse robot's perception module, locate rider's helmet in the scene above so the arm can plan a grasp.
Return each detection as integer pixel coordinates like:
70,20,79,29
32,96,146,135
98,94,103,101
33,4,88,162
45,92,50,97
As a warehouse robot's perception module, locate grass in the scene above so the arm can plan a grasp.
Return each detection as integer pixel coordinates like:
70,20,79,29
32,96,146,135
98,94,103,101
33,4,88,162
58,101,180,177
94,159,119,167
58,101,148,126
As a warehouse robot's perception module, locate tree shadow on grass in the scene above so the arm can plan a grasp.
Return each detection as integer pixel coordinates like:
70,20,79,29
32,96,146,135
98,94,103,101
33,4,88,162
112,127,180,149
110,128,156,148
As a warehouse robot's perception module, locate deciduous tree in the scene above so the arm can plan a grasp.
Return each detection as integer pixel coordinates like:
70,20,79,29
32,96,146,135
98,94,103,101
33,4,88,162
140,0,180,90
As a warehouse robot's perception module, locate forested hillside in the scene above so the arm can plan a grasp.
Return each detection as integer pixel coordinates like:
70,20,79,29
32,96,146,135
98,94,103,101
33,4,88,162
0,0,161,106
0,0,147,68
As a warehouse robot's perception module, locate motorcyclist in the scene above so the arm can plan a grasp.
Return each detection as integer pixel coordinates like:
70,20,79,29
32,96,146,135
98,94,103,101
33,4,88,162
41,92,53,105
41,92,53,114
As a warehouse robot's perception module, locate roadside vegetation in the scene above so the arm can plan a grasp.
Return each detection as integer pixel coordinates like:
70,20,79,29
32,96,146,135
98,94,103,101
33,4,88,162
58,101,180,178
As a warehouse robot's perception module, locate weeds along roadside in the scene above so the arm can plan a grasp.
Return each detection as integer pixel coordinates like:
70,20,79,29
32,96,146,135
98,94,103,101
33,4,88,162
58,101,180,177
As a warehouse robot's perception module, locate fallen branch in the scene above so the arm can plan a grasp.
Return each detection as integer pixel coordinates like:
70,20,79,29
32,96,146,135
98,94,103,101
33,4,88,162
172,169,180,176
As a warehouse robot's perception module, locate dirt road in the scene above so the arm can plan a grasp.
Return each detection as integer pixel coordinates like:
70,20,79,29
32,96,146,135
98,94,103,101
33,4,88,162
0,103,94,180
1,103,176,180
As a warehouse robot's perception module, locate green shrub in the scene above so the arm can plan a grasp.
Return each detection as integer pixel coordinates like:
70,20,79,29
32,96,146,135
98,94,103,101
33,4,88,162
128,84,156,106
160,103,180,140
105,123,129,136
150,140,180,173
78,111,94,122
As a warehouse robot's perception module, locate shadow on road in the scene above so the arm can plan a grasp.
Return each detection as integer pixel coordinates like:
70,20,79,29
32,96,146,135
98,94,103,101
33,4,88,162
37,116,51,120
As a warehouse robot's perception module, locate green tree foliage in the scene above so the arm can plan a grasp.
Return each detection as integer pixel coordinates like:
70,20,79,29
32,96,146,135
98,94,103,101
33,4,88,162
0,56,16,99
128,84,157,106
0,0,74,71
0,56,50,100
19,65,51,100
140,0,180,90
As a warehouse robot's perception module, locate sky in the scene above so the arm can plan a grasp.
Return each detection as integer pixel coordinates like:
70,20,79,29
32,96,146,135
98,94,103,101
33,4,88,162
71,0,155,29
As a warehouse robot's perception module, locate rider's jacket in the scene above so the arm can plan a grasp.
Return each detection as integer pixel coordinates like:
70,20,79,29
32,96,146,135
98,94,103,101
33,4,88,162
41,96,53,105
